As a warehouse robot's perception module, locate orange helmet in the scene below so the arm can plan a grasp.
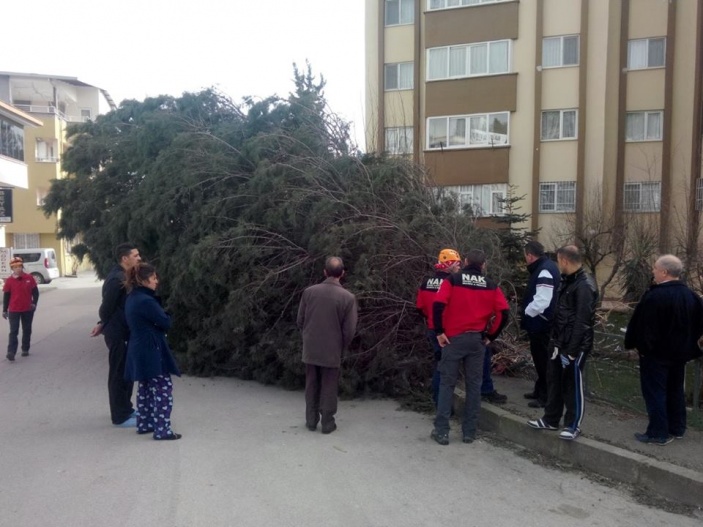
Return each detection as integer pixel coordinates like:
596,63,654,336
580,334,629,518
437,249,460,264
10,257,24,268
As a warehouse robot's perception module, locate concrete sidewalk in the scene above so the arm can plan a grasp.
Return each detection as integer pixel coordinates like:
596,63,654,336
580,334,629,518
466,374,703,509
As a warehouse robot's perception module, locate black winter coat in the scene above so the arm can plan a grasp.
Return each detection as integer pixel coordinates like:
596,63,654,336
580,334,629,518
624,280,703,363
551,267,598,358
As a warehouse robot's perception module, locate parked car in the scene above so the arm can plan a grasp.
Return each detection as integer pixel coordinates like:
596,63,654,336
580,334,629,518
11,248,60,284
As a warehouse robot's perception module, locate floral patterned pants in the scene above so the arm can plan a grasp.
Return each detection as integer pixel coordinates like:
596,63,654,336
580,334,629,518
136,375,176,439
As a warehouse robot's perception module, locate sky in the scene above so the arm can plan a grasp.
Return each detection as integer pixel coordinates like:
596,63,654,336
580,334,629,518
3,0,366,146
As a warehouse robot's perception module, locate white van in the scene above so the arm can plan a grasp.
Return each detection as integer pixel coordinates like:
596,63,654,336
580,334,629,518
11,248,60,284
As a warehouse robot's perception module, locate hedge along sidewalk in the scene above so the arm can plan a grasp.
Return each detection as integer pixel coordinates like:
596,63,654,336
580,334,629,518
452,377,703,510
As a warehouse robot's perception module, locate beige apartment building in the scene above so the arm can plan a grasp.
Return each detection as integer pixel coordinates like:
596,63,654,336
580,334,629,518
366,0,703,256
0,72,116,277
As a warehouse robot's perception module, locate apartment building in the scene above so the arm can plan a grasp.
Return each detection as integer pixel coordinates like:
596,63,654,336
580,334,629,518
366,0,703,255
0,72,116,277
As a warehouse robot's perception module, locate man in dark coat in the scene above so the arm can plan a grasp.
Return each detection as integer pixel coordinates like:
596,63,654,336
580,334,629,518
624,254,703,445
528,245,598,441
521,240,560,408
297,256,358,434
90,243,141,427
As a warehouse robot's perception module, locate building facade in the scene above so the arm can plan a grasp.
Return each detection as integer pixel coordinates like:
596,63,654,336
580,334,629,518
366,0,703,255
0,72,116,276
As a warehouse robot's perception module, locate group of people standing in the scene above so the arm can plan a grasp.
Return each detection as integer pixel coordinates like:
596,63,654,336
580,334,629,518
90,243,182,441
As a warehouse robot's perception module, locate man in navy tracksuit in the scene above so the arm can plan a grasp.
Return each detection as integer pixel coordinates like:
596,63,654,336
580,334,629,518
528,245,598,441
431,249,510,445
521,241,560,408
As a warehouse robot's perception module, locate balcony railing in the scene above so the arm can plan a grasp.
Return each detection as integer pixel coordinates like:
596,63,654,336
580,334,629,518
13,104,89,123
36,156,59,163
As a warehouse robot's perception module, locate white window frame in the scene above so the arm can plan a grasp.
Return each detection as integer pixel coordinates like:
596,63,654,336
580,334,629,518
539,182,576,213
12,233,40,249
385,0,414,26
542,35,580,68
426,39,511,81
427,0,511,11
35,137,59,163
627,37,666,70
541,110,578,141
623,182,661,212
426,112,510,150
384,62,414,91
441,184,507,217
385,127,414,155
626,111,663,142
696,179,703,212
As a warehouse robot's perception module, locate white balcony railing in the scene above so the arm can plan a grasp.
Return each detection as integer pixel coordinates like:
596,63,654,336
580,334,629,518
36,156,59,163
13,104,89,123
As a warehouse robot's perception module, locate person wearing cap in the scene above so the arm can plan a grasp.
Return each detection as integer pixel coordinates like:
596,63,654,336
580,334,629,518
90,243,141,427
3,257,39,361
416,248,462,406
431,249,510,445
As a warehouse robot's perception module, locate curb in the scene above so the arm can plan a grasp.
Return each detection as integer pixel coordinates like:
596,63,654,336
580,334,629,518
455,389,703,509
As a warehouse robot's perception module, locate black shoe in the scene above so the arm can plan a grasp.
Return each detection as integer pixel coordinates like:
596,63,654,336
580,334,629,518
21,350,29,357
431,429,449,445
528,400,546,408
321,423,337,435
634,432,673,445
154,432,182,441
6,353,15,362
306,423,317,432
481,391,507,404
523,392,539,400
462,435,475,444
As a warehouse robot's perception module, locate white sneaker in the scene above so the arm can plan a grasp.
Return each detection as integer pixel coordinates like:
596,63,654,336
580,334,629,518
559,427,581,440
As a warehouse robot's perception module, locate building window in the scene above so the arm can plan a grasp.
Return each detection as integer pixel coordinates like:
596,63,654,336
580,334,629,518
441,184,507,216
0,118,25,162
626,111,662,142
541,110,577,141
542,35,579,68
385,127,413,155
386,0,414,26
427,112,509,149
80,109,92,122
36,187,49,207
13,233,41,249
428,0,510,10
427,40,510,80
624,182,661,212
385,62,414,90
627,38,666,70
35,138,59,162
696,179,703,211
539,181,576,213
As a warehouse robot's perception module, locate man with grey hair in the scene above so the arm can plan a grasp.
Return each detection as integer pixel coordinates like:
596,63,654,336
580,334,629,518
297,257,358,434
624,254,703,445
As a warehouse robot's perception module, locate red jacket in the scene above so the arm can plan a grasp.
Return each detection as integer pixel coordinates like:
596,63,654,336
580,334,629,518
433,266,509,339
415,271,451,330
3,272,39,313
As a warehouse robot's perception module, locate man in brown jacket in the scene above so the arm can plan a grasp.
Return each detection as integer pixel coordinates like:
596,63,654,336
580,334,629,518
297,256,358,434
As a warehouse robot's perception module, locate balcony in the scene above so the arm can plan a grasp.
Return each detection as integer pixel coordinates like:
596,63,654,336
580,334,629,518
13,104,89,123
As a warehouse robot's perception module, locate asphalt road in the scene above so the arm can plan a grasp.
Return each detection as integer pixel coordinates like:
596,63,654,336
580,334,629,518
0,274,698,527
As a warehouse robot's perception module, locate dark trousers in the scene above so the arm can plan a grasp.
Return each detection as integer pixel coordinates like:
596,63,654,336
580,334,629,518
104,333,134,424
7,311,34,357
528,331,551,402
543,352,587,430
305,364,339,430
639,355,687,439
136,375,175,438
434,332,484,438
427,330,443,406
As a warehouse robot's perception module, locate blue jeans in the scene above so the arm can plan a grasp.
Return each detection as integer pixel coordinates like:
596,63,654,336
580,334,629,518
481,345,494,395
7,311,34,357
434,332,485,438
426,330,443,405
639,355,686,439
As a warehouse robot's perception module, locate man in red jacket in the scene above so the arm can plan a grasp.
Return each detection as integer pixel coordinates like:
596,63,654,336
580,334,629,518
3,257,39,361
431,249,510,445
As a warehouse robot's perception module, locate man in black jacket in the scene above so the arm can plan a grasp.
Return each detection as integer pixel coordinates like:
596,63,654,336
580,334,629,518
624,254,703,445
521,241,560,408
90,243,141,426
528,245,598,441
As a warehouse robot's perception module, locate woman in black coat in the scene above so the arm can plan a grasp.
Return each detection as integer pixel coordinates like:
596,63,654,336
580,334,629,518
124,263,182,440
